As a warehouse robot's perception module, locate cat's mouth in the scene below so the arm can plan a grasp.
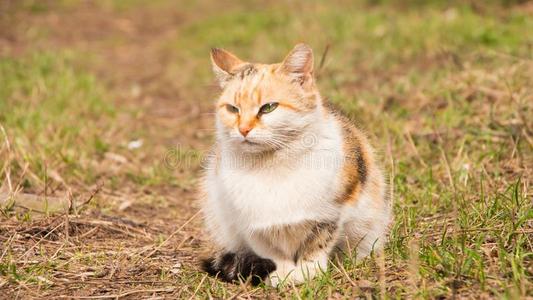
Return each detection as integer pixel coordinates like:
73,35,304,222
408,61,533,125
242,139,260,145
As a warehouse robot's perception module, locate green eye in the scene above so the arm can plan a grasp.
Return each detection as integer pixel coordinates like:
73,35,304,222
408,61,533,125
259,102,279,114
226,104,239,114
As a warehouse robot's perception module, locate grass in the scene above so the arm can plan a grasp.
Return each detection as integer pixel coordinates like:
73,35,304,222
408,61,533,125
0,52,115,196
1,0,531,298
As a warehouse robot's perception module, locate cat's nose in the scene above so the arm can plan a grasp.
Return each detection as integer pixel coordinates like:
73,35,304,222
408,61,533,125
239,126,253,137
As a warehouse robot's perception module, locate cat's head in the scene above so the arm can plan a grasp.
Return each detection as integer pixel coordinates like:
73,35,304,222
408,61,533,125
211,44,320,153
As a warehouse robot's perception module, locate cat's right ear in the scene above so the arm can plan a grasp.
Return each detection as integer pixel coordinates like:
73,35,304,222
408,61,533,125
210,48,244,87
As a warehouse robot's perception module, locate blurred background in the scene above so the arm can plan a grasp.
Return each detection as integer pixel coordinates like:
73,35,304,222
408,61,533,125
1,0,531,298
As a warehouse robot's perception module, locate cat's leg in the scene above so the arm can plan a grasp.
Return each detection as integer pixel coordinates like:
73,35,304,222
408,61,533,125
265,221,340,287
201,234,276,285
203,192,244,252
202,193,276,285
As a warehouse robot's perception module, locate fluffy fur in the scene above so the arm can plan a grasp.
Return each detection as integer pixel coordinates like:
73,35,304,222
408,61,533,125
201,44,391,286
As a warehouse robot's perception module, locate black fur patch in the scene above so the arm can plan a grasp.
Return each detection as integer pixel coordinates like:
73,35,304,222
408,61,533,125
201,251,276,286
201,256,220,277
354,144,367,185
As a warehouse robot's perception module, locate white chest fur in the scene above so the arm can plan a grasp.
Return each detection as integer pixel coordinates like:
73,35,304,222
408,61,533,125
213,118,345,231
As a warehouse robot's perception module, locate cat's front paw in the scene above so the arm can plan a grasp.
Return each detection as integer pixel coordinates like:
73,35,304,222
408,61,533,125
266,267,304,287
266,260,324,287
267,257,329,287
201,251,276,286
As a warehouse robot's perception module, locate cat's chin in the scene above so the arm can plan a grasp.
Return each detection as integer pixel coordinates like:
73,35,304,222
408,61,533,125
237,142,270,153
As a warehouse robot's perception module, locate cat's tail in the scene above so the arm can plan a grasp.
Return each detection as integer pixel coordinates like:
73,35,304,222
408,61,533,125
201,251,276,286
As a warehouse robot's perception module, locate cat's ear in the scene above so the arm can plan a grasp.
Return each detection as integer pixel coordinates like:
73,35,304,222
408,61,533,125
210,48,245,87
279,43,314,86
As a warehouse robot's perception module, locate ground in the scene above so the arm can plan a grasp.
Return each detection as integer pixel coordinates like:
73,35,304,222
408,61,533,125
0,0,532,299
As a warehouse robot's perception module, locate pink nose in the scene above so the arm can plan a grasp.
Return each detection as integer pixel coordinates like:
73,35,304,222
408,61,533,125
239,126,252,137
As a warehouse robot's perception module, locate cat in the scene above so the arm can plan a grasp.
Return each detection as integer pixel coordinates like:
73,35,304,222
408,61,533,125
200,44,391,287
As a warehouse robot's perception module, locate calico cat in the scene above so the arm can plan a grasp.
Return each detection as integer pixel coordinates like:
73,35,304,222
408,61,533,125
201,44,391,286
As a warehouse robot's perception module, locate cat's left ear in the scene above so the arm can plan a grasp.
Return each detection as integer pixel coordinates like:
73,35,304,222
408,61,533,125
279,43,314,86
210,48,245,87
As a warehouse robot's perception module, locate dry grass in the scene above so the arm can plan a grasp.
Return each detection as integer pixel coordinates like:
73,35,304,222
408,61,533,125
1,0,532,298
